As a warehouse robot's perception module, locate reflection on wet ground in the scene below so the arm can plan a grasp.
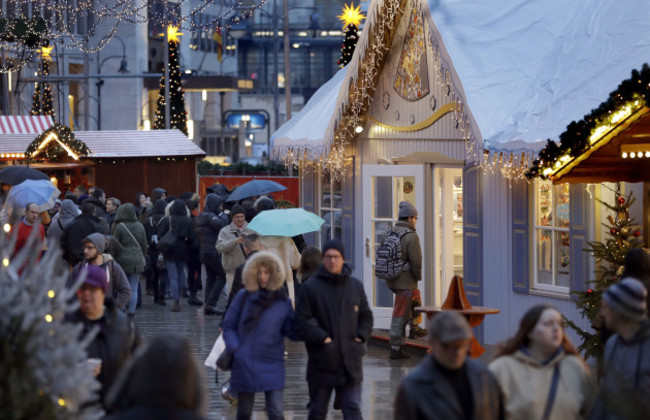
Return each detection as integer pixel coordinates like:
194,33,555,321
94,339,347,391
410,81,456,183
135,293,422,419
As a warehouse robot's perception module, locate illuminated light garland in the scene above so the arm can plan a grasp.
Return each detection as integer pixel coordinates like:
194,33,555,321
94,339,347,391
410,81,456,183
153,25,188,136
527,64,650,179
0,1,268,73
30,52,56,119
25,124,90,161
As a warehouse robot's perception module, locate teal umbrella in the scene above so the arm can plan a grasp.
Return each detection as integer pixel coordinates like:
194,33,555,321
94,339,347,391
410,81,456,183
247,208,325,237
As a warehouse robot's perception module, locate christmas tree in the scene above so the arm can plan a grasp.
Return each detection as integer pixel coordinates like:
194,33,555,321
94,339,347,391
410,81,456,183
566,189,643,364
30,45,56,118
153,25,188,135
0,231,102,419
337,3,365,68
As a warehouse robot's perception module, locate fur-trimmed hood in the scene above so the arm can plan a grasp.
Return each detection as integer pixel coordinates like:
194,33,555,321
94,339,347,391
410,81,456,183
242,251,285,292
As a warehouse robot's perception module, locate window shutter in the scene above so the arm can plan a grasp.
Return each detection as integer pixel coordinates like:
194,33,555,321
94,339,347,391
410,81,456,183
342,157,355,267
301,169,317,246
463,163,484,343
569,184,589,291
463,163,483,306
512,178,530,293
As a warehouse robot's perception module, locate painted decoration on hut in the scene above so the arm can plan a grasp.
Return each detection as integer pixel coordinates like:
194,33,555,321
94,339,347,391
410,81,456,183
393,6,429,102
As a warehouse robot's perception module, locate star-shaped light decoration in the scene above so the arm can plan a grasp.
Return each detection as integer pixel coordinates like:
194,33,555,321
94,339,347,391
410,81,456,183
37,45,54,61
162,24,184,43
338,2,365,29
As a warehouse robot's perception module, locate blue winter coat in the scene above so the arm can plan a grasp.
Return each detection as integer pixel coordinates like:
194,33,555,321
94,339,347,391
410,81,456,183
222,288,296,393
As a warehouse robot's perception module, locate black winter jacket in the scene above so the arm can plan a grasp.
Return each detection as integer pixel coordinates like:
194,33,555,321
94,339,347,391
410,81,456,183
394,356,504,420
144,199,168,253
194,194,229,255
61,214,108,265
65,299,141,406
84,195,108,220
157,200,195,262
295,264,373,386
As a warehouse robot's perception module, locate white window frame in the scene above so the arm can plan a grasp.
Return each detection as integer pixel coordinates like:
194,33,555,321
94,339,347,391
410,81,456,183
532,179,571,293
317,168,342,247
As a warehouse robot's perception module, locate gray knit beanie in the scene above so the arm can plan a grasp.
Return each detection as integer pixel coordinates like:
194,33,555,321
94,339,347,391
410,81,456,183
398,201,418,218
603,277,648,321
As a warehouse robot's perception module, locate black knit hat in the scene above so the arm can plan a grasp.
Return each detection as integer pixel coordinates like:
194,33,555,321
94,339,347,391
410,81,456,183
322,239,345,259
230,204,246,217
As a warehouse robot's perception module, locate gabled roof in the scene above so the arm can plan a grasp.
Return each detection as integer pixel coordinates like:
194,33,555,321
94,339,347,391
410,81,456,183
0,129,205,158
272,0,482,164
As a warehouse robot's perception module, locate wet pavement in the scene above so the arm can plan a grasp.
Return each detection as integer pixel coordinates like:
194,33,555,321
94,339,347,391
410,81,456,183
134,290,423,419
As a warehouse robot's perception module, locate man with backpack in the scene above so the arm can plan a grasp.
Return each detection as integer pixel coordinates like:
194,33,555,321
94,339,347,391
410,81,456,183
376,201,427,359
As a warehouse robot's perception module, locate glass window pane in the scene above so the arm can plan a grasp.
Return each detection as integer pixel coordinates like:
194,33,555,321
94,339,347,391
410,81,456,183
555,231,570,287
537,181,552,226
375,276,393,307
320,210,332,243
332,210,342,242
374,177,393,218
536,229,553,285
555,184,570,228
373,221,392,246
321,174,332,207
398,176,416,203
332,177,342,208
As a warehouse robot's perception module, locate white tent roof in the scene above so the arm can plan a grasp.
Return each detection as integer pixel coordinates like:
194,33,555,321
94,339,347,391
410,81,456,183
429,0,650,151
272,68,347,160
272,0,650,158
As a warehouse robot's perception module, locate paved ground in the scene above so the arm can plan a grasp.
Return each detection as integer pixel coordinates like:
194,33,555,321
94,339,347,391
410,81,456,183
134,290,423,419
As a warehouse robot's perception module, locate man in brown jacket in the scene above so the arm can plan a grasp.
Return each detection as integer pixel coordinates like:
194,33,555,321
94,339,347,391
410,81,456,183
386,201,426,359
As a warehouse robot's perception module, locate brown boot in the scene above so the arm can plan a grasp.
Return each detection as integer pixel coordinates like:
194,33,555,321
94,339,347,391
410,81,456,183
171,300,181,312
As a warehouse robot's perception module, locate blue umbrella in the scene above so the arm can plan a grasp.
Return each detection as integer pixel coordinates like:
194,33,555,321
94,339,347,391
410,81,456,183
6,179,61,212
247,208,325,237
225,179,288,202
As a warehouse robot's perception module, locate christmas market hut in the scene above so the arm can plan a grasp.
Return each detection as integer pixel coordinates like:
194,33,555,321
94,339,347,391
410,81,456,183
273,0,484,331
0,123,205,201
271,0,650,352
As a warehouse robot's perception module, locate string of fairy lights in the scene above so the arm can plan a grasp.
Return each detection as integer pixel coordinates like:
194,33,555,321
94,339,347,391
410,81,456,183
0,0,267,73
278,0,534,182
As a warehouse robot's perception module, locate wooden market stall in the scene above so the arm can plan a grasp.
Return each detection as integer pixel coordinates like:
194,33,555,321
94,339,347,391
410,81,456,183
0,123,205,201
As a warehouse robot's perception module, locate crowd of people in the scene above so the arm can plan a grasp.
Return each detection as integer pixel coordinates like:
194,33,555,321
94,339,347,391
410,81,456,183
5,186,650,419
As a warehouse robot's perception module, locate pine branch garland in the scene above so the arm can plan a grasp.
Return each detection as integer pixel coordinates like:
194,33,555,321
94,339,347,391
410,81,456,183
527,64,650,179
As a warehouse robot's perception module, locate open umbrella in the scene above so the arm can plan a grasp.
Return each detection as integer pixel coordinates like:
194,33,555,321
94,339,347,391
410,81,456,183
0,166,48,185
247,208,325,237
225,179,288,203
6,179,61,212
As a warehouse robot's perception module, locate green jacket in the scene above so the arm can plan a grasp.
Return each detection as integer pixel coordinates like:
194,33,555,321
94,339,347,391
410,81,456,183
384,220,422,290
113,203,148,274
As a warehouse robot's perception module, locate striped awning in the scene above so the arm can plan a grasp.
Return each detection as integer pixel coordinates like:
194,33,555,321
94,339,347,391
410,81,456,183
0,115,53,134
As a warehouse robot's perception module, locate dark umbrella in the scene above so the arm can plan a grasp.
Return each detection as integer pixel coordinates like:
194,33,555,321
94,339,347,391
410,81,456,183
206,183,230,199
0,166,48,185
225,179,288,202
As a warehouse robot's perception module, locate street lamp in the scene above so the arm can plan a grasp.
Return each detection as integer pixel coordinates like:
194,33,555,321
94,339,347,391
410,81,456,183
96,36,129,130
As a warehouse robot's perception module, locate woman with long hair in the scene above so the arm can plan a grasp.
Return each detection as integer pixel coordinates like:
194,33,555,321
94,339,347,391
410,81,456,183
297,245,322,283
489,304,595,419
222,251,297,420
